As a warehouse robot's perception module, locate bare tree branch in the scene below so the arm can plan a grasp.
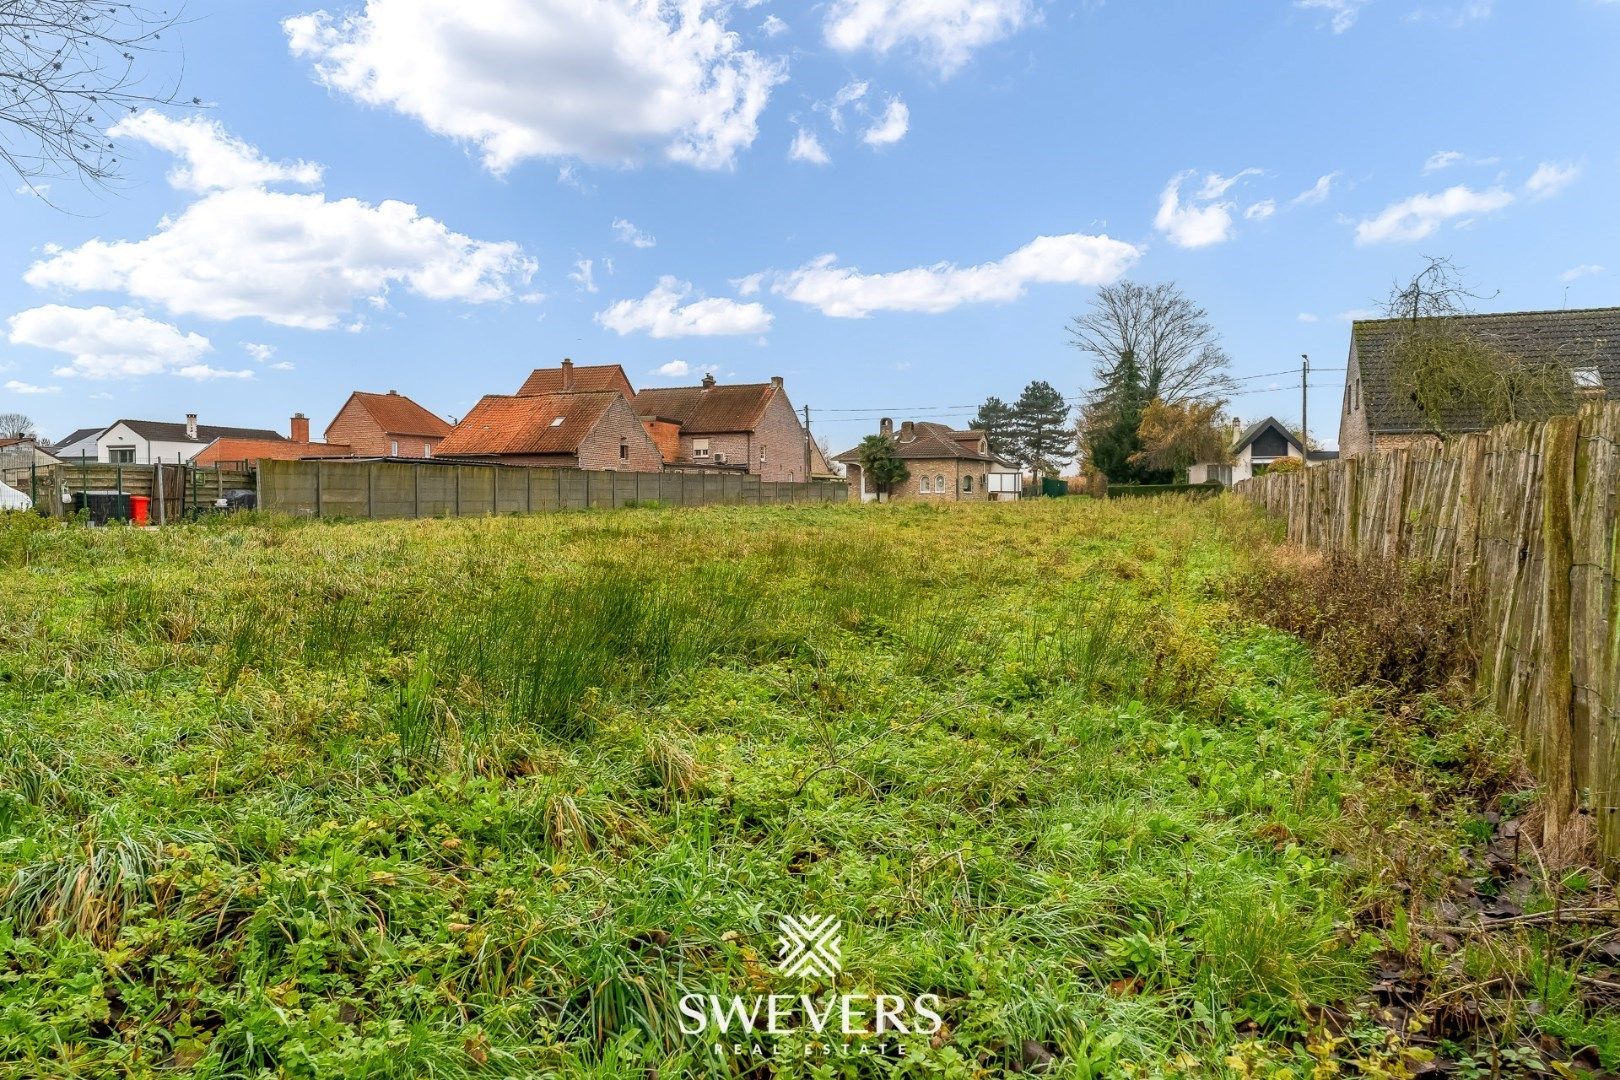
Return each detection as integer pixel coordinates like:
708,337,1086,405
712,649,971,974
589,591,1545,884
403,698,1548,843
1069,281,1238,406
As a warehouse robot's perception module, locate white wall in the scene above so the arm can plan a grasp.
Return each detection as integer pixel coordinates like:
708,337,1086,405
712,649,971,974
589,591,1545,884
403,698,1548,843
95,423,205,464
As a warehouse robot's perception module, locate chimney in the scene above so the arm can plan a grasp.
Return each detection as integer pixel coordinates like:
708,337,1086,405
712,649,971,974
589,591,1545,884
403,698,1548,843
185,413,198,441
879,417,893,438
701,372,717,390
561,358,575,391
291,412,310,444
900,420,915,441
1230,416,1243,435
770,375,783,389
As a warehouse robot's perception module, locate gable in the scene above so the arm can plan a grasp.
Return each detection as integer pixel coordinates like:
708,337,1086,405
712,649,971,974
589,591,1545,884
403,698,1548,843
518,363,635,397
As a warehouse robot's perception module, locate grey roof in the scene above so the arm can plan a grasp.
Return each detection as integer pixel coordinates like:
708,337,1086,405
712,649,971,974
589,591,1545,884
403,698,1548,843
53,427,105,450
832,421,997,465
1232,417,1302,455
116,419,287,444
1352,307,1620,435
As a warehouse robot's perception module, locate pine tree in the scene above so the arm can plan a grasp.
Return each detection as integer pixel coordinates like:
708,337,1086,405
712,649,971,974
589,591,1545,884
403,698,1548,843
969,396,1018,458
1083,348,1151,483
1010,381,1075,480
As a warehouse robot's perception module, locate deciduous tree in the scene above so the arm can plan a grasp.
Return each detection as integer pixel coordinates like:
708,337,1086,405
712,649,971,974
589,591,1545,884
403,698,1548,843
1069,281,1237,406
1130,399,1231,477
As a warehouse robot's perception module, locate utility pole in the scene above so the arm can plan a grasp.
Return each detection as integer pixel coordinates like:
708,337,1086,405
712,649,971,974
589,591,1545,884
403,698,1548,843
1300,353,1310,457
802,404,813,481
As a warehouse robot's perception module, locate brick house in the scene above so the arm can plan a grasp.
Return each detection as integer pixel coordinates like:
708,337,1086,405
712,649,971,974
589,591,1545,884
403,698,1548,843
630,374,831,483
194,413,354,467
831,419,1009,502
1338,308,1619,457
516,358,636,398
325,390,452,458
433,391,666,470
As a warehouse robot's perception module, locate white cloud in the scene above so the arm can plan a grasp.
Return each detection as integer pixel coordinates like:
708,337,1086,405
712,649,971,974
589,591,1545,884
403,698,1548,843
7,305,212,379
656,359,691,377
1525,161,1580,200
789,128,831,165
1297,313,1320,323
26,187,536,329
817,80,869,134
1353,184,1514,244
732,272,765,296
1337,308,1381,321
612,218,657,248
1244,199,1276,221
861,98,910,147
1291,172,1338,205
761,14,788,36
1295,0,1368,32
243,342,277,362
175,364,255,381
569,258,599,294
1155,170,1257,248
824,0,1034,74
1423,150,1464,173
770,232,1141,318
598,276,774,338
109,110,324,193
4,379,60,395
285,0,785,172
1561,264,1604,283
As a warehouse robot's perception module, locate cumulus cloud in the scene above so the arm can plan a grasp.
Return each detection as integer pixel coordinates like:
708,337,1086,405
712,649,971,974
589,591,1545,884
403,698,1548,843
861,98,910,147
284,0,785,172
109,111,324,193
1154,170,1259,248
4,379,60,395
598,276,773,338
824,0,1034,74
1295,0,1368,32
1291,172,1338,206
789,128,831,165
243,342,277,362
25,188,536,329
770,233,1141,318
1525,161,1580,200
612,218,657,248
761,14,788,36
1354,184,1514,244
656,359,691,376
7,305,213,379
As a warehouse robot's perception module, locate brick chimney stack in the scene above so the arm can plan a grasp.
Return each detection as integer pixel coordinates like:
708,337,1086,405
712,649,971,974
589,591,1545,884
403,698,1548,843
185,413,198,440
900,420,915,440
880,417,893,437
561,358,575,390
701,372,717,389
770,375,783,388
291,413,310,444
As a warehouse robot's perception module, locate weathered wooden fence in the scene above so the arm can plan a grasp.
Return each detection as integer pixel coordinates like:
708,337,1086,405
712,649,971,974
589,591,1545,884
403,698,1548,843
258,459,847,518
3,461,255,522
1234,401,1620,862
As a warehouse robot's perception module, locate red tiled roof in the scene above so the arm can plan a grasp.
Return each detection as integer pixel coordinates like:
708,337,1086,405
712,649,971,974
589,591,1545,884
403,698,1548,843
630,383,778,434
194,437,353,466
343,391,452,437
518,363,635,397
435,392,620,456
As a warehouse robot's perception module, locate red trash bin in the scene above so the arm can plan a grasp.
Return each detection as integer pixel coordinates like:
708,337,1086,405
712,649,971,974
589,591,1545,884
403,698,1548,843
129,495,151,526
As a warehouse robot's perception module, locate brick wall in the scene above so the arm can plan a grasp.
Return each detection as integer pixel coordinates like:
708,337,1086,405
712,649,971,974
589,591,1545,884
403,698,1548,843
887,458,991,502
749,389,822,482
574,395,668,472
326,400,444,458
1337,345,1373,458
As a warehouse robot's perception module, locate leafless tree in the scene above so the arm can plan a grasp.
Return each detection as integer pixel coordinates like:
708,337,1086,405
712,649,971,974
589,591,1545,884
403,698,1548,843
1,1,192,190
1386,257,1575,435
1069,281,1238,406
0,412,37,438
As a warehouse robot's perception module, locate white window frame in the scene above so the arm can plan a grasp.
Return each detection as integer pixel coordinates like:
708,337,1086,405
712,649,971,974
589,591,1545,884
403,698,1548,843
108,446,136,464
919,475,931,494
692,438,711,460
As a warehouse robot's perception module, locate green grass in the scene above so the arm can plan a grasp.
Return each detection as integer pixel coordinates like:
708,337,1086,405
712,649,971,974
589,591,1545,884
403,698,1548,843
0,498,1521,1077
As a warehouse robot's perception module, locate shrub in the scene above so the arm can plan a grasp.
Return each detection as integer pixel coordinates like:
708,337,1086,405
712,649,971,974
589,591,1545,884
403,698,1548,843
1233,548,1474,697
1263,458,1304,475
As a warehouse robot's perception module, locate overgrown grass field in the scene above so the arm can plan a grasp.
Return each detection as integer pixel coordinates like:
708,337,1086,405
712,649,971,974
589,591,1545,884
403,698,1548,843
0,498,1578,1077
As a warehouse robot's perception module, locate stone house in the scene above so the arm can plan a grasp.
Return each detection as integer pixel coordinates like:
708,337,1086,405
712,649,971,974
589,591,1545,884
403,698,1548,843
831,419,1012,502
325,390,452,458
432,390,666,470
1338,307,1619,457
630,374,831,483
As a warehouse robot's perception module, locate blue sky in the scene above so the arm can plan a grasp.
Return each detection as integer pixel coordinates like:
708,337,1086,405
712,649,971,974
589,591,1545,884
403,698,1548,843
2,0,1616,451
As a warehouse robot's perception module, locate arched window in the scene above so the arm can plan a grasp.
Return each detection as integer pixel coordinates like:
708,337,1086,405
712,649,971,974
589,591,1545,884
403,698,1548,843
963,474,973,492
919,475,931,493
935,474,945,492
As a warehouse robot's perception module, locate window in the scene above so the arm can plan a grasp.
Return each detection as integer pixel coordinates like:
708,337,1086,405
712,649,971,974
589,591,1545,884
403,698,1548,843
619,438,629,461
1353,380,1361,412
390,440,399,456
759,445,767,465
423,444,432,459
1574,368,1603,391
109,447,135,464
549,416,565,428
919,475,931,494
935,474,945,492
963,474,973,493
693,438,711,459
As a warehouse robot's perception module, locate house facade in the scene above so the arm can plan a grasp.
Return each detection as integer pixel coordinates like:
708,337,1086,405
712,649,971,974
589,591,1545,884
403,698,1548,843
1338,307,1619,457
194,413,353,467
1189,417,1316,486
630,374,831,483
831,419,1012,503
325,390,451,458
433,391,666,470
52,415,287,464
